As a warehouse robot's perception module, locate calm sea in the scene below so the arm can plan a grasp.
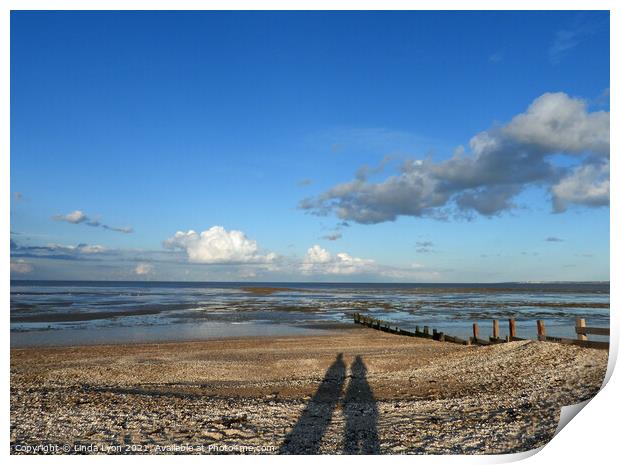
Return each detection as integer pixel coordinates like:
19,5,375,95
10,280,610,347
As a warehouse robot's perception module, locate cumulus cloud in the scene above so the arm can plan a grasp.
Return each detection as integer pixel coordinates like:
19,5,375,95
163,226,276,264
53,210,133,233
10,260,33,274
502,92,609,156
551,159,609,212
300,92,609,224
301,245,375,275
135,263,154,275
54,210,88,224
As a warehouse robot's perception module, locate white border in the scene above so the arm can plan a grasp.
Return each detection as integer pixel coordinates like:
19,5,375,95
2,2,616,464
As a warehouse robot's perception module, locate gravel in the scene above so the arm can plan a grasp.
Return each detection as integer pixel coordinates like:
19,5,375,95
10,328,607,454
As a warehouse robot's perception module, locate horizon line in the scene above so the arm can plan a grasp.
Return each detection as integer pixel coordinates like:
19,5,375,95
9,279,610,285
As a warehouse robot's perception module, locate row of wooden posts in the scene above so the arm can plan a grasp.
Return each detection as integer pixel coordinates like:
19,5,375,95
352,313,609,350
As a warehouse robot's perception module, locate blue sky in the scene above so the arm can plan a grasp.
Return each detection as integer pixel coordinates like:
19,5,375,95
10,11,610,282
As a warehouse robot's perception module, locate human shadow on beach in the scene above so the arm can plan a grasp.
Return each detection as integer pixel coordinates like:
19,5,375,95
342,356,380,454
279,353,346,454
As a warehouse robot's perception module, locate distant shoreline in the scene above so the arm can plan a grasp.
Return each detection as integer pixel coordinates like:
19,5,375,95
9,279,611,285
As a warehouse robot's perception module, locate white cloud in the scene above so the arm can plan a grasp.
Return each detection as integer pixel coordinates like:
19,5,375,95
163,226,277,264
54,210,88,224
135,263,154,275
503,92,609,156
301,92,609,223
306,244,332,263
11,260,33,274
10,241,107,262
47,243,106,254
78,244,106,254
53,210,133,233
551,159,610,212
302,245,375,275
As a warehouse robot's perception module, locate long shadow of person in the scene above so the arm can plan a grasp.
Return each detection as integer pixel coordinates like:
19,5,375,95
342,355,380,454
279,353,346,454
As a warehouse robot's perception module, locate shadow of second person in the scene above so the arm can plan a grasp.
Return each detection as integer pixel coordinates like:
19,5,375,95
279,353,346,454
343,355,380,454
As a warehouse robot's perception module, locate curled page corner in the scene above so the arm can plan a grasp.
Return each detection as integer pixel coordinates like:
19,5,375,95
494,445,544,463
554,399,591,437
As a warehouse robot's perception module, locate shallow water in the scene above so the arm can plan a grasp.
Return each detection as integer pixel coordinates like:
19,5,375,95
10,280,610,347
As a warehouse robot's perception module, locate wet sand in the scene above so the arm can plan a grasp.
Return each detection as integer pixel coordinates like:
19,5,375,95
10,327,608,454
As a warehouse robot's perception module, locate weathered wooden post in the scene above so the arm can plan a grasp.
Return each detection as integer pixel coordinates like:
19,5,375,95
508,319,516,341
576,318,587,341
472,323,480,342
536,320,546,341
432,328,438,340
423,326,429,337
438,332,445,342
492,320,500,340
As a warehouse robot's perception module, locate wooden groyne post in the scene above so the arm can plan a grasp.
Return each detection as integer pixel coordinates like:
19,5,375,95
576,318,587,341
508,319,516,341
472,323,479,342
